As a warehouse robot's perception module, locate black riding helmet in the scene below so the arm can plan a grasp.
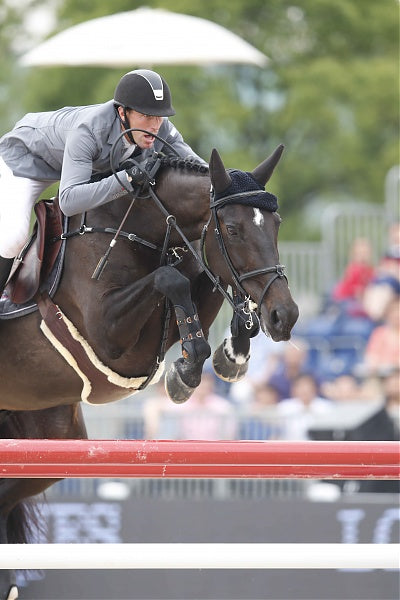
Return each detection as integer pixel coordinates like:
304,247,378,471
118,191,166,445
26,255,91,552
114,69,176,117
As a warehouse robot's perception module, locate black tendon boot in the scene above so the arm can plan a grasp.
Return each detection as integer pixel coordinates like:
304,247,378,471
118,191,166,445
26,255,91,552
0,257,13,298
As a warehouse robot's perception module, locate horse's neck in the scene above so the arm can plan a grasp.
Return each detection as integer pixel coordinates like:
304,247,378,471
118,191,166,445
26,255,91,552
155,169,211,232
68,168,211,244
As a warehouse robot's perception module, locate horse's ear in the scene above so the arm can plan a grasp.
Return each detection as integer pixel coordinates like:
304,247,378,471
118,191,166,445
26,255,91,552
209,148,232,193
251,144,284,186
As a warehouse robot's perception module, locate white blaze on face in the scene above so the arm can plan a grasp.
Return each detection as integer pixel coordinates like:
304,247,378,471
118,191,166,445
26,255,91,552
253,208,264,227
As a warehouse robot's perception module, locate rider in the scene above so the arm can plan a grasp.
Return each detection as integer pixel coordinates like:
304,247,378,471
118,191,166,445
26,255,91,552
0,69,205,299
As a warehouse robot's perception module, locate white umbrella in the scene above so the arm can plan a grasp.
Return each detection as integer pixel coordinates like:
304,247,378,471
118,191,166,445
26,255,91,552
21,7,268,68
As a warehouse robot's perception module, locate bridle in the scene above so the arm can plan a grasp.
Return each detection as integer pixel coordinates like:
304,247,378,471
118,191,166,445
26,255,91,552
201,187,288,327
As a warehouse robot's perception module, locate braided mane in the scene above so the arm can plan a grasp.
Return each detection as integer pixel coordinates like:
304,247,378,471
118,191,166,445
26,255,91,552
159,155,209,174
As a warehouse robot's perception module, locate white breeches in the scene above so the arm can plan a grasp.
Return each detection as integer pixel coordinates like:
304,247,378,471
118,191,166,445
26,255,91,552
0,157,57,258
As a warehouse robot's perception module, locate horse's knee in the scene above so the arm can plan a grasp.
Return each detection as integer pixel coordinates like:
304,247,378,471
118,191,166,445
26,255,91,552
154,266,190,303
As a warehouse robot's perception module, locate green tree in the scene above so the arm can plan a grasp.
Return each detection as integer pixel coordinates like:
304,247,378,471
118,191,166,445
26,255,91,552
1,0,398,239
0,0,26,133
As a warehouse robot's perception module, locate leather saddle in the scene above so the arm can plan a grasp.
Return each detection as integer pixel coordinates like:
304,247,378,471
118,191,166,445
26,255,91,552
8,198,63,304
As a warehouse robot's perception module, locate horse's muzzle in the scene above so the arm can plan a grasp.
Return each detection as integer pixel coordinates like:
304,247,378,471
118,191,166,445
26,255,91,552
261,300,299,341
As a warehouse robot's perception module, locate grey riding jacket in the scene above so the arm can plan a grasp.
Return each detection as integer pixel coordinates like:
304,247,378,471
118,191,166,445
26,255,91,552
0,100,204,216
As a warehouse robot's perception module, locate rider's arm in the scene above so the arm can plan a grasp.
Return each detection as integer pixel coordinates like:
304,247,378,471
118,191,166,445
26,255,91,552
59,125,127,217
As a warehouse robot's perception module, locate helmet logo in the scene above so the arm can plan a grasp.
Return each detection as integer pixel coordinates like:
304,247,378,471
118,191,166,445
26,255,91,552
153,87,164,101
132,69,164,101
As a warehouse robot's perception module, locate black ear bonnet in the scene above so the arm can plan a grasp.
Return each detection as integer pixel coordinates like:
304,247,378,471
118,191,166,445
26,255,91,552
213,169,278,212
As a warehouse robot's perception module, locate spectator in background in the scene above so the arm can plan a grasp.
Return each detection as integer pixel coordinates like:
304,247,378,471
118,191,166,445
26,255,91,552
346,367,399,442
344,367,399,493
383,367,400,422
178,371,237,440
332,237,375,307
321,371,381,403
142,378,182,439
249,382,281,409
238,382,281,440
321,373,364,403
362,222,400,322
362,297,400,378
299,238,376,365
143,372,237,440
320,237,376,345
228,333,286,405
277,373,333,440
266,338,312,401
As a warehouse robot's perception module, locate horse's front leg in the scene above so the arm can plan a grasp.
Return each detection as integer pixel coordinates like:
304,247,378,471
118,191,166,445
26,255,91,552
213,302,260,382
153,266,211,403
99,266,211,402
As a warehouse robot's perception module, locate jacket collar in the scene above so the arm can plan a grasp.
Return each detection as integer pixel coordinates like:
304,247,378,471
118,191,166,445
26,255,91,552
107,110,123,147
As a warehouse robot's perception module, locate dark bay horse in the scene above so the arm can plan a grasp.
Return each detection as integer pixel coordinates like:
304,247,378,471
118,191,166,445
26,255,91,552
0,146,298,599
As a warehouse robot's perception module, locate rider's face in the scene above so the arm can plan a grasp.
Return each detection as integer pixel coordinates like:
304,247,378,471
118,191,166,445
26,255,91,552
119,107,163,149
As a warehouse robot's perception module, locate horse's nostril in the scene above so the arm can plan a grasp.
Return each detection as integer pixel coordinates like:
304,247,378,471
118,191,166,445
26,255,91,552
271,309,281,326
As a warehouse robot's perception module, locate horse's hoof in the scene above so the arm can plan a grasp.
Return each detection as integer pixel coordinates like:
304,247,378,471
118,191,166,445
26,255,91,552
212,340,249,382
6,586,18,600
165,363,196,404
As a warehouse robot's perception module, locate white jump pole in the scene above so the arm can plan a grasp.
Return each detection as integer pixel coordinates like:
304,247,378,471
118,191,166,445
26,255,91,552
0,543,398,570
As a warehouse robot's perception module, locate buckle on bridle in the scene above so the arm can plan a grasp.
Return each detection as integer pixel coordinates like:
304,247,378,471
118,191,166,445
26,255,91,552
242,296,258,330
276,264,286,277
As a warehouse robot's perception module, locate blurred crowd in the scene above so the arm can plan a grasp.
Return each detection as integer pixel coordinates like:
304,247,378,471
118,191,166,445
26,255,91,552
126,223,399,494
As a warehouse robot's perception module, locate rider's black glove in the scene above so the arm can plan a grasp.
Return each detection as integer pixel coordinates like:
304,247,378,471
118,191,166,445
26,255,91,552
125,162,148,190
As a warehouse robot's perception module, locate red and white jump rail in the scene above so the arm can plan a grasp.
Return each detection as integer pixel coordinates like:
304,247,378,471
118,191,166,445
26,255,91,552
0,439,399,571
1,439,399,479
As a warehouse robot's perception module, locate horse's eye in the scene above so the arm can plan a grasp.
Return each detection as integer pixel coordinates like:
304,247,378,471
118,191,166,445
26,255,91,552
226,225,238,236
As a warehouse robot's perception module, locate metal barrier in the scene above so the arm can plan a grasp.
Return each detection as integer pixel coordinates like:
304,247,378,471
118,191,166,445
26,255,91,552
279,240,328,315
321,202,385,286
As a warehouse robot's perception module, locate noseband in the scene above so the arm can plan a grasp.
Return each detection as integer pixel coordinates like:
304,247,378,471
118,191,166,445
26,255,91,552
206,189,288,318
